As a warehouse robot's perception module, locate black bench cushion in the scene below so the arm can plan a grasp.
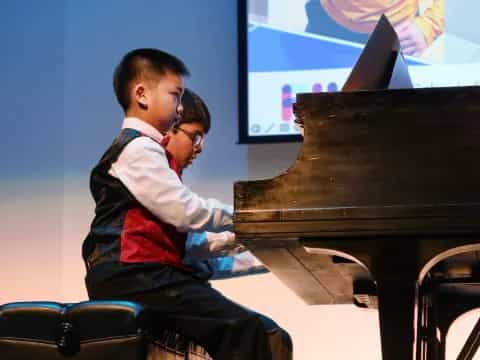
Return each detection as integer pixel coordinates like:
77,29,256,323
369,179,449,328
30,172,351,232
0,301,149,359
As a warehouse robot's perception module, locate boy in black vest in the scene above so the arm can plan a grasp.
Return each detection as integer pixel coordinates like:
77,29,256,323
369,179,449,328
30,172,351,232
82,49,292,360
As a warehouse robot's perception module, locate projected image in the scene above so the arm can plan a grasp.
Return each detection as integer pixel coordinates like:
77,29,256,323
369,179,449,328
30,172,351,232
246,0,480,138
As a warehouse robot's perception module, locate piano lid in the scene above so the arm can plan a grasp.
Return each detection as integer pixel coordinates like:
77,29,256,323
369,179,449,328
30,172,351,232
342,14,413,91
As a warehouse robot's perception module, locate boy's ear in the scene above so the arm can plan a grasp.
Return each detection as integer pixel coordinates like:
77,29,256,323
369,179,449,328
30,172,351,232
133,83,148,109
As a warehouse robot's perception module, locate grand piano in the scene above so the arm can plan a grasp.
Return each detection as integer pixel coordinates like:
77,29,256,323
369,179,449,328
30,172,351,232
234,16,480,360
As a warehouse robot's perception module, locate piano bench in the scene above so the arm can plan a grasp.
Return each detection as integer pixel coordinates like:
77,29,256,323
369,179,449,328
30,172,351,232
0,300,211,360
421,282,480,360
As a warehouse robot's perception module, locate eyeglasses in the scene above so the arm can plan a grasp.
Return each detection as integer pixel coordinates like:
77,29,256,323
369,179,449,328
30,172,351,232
176,127,205,148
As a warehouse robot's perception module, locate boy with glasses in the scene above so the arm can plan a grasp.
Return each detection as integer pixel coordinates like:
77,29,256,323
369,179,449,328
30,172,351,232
166,88,292,359
166,89,269,279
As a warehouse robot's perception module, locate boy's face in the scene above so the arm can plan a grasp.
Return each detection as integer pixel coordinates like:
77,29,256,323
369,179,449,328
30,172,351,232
141,71,184,132
166,122,205,170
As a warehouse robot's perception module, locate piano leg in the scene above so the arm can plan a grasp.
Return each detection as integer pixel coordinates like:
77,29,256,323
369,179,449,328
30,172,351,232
416,287,442,360
376,278,418,360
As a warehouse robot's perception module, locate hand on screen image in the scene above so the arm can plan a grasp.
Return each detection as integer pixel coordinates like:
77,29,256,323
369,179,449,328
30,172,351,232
394,19,428,57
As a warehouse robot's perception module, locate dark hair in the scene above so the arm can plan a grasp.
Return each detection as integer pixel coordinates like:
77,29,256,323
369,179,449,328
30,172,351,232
113,48,190,112
175,88,211,133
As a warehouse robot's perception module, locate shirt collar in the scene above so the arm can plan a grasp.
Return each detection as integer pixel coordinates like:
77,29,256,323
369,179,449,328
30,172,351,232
121,117,165,143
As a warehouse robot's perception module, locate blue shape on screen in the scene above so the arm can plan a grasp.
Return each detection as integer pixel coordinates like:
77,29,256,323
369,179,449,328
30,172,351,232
327,82,338,91
249,25,423,72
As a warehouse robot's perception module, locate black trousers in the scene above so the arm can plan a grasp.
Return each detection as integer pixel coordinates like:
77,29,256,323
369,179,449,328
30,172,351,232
93,279,292,360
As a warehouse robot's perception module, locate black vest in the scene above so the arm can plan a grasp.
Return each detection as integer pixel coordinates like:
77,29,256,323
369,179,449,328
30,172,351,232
82,129,194,299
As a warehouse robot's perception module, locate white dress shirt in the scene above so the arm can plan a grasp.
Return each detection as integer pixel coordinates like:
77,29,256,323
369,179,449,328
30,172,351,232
108,117,234,233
